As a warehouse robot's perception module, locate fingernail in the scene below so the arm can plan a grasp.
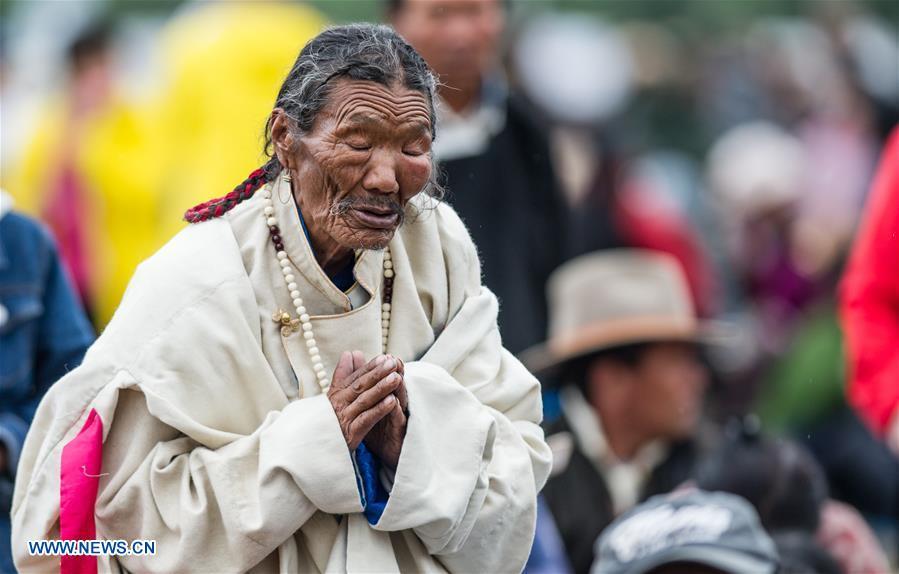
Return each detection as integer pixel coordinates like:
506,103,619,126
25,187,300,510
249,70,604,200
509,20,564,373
385,357,395,369
377,356,386,366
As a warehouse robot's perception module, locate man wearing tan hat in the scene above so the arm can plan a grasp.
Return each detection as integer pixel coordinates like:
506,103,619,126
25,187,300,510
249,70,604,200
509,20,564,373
523,249,714,574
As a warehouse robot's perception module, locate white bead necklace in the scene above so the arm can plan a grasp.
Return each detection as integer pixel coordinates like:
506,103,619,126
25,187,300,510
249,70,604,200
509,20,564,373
262,183,394,392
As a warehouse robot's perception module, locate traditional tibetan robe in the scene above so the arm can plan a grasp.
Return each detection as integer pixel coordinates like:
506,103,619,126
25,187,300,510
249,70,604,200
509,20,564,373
10,184,552,573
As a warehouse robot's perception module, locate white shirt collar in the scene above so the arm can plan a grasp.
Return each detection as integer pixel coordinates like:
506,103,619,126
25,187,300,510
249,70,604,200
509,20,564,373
431,74,508,162
559,386,669,514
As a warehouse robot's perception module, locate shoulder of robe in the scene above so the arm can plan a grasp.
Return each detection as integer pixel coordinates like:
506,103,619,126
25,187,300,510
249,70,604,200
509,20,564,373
401,195,482,286
10,219,258,501
97,218,255,360
123,218,248,311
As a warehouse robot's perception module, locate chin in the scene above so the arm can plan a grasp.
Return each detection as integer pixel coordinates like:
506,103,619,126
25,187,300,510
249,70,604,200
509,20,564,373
342,228,396,251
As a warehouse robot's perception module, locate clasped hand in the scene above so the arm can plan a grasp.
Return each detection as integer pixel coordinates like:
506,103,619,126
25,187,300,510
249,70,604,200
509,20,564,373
327,351,408,470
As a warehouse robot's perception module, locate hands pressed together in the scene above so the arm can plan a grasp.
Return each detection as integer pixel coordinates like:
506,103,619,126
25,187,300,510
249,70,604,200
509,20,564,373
327,351,408,470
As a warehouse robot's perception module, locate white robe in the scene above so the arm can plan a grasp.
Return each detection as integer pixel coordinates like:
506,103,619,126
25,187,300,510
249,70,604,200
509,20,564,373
11,183,552,573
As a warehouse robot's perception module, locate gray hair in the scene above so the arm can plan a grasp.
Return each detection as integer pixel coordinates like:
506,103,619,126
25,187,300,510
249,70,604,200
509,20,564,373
263,23,442,201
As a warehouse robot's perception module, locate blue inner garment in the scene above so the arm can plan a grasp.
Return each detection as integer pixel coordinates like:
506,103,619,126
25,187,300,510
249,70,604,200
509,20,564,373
297,204,390,524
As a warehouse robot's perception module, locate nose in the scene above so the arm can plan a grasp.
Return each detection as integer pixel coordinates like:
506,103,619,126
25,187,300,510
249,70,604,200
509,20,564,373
362,150,400,195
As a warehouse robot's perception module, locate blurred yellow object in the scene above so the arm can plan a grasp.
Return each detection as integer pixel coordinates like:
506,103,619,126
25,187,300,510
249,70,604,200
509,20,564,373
153,2,327,242
4,2,326,329
4,96,161,328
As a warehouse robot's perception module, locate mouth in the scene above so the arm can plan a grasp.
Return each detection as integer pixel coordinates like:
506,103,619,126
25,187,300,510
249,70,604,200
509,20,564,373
352,207,400,229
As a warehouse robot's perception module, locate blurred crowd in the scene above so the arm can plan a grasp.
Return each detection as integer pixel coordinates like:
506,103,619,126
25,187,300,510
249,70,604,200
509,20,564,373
1,0,898,573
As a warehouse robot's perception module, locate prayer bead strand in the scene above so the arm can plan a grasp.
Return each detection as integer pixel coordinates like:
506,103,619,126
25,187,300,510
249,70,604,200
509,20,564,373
262,184,393,392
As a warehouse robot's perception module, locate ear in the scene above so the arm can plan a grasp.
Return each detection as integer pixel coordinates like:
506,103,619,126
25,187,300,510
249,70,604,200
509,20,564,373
269,108,296,169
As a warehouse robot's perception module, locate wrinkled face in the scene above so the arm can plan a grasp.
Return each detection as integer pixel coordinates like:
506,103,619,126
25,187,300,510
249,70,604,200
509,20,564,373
392,0,503,86
281,80,433,250
630,343,708,441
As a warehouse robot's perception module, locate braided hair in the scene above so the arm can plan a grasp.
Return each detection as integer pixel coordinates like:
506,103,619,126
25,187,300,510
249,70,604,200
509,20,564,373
183,168,270,224
184,23,439,224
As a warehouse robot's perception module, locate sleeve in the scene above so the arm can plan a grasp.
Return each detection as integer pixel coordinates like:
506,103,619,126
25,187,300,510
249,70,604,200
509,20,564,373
370,206,553,573
13,383,363,573
840,128,899,436
12,246,366,572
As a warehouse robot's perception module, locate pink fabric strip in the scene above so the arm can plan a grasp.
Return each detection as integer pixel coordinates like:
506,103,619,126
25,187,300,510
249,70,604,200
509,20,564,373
59,408,103,574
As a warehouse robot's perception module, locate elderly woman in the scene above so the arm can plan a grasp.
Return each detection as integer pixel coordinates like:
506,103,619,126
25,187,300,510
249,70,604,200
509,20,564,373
11,24,550,573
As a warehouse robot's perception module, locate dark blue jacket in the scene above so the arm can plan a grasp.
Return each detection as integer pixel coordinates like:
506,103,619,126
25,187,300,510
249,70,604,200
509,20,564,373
0,207,94,572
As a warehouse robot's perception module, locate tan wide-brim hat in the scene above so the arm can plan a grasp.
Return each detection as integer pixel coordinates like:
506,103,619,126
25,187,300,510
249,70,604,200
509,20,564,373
520,249,727,375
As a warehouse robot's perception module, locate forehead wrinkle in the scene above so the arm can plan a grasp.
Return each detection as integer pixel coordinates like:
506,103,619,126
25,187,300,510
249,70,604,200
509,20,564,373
331,82,430,126
358,99,430,122
337,100,431,133
342,82,427,106
393,100,432,116
396,106,431,120
336,99,428,124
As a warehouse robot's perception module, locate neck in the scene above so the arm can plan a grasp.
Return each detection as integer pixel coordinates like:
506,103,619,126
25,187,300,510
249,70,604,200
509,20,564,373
439,77,481,114
594,400,649,461
314,239,354,278
295,194,354,277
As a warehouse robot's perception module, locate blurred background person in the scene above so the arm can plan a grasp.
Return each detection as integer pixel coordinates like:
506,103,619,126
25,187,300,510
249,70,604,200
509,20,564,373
727,121,899,550
390,0,568,355
4,21,160,328
695,418,889,574
511,13,720,321
699,79,899,550
3,3,327,330
524,250,715,573
592,489,780,574
0,190,94,574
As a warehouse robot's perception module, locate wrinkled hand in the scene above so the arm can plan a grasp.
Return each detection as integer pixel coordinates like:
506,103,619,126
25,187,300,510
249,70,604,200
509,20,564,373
361,354,408,471
328,351,403,450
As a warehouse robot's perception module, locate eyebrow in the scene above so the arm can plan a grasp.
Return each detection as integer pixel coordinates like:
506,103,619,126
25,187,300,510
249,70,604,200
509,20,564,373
341,113,431,136
342,113,386,127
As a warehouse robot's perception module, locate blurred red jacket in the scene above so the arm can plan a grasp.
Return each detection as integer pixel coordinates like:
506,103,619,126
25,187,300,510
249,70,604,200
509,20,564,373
840,126,899,436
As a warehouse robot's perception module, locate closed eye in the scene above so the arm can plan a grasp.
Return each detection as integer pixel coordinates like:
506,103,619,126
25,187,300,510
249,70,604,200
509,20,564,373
403,139,430,157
